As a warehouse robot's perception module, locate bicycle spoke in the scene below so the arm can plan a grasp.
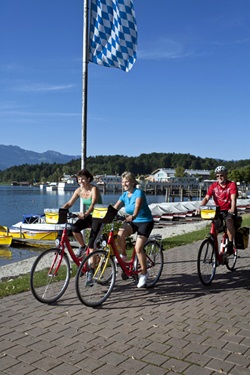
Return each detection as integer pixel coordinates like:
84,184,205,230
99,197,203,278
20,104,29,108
143,240,163,287
75,250,116,307
30,248,70,304
197,239,216,286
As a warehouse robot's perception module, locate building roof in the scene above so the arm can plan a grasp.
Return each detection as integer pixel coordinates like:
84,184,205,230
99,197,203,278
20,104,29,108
151,168,210,176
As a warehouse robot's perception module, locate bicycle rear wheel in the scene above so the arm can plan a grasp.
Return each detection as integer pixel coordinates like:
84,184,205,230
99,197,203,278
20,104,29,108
30,248,70,304
197,239,216,286
134,240,163,287
225,246,238,271
75,250,116,307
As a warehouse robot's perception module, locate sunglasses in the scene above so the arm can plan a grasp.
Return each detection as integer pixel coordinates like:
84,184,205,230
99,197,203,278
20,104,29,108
216,174,224,178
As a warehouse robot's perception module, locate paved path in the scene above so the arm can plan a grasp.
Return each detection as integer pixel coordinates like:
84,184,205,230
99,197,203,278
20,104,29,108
1,242,250,375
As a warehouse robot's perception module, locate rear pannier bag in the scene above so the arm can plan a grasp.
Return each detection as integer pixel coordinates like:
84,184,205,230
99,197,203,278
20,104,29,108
235,227,249,249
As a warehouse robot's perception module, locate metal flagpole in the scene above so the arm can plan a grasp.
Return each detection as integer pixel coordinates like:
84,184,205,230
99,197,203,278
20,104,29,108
80,0,90,212
81,0,89,170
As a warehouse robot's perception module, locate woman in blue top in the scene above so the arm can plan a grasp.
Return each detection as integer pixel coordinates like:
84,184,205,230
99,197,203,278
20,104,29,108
114,172,154,288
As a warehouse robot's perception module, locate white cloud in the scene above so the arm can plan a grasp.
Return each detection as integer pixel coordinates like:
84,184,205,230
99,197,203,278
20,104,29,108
13,83,76,92
138,38,192,61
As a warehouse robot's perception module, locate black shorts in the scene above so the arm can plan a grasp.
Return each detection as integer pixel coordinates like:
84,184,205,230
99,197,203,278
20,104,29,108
128,220,154,239
71,216,102,248
71,216,92,233
215,210,236,231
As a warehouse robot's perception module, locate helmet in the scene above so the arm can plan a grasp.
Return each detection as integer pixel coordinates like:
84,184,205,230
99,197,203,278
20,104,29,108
214,165,227,174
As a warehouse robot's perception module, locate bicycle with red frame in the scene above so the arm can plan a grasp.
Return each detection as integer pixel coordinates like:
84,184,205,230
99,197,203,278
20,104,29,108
30,209,90,304
197,205,238,286
75,205,164,307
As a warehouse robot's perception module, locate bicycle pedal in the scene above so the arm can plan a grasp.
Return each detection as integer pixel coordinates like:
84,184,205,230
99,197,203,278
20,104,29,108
132,275,138,282
121,272,129,280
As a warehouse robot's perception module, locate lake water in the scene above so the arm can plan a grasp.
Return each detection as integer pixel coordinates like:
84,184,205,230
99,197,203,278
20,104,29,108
0,185,168,267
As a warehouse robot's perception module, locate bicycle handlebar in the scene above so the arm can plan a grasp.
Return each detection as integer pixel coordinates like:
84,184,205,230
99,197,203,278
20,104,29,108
68,212,78,219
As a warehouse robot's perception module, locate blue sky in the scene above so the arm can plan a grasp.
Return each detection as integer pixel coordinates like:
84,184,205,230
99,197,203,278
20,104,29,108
1,0,249,161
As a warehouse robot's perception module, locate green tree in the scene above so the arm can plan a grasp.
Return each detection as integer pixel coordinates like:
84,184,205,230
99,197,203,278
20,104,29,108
229,169,242,183
175,166,186,177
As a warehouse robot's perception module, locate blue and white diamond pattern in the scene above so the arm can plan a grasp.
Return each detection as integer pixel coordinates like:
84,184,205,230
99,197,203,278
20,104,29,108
89,0,137,72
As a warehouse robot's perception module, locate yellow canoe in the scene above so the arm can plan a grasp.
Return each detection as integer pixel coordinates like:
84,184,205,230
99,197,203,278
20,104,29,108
0,226,58,241
0,235,13,247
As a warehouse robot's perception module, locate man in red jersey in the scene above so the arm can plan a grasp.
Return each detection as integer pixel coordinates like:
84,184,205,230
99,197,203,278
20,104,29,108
200,166,238,254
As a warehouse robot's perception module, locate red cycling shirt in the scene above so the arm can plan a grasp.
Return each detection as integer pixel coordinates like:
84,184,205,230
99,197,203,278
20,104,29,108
207,181,238,211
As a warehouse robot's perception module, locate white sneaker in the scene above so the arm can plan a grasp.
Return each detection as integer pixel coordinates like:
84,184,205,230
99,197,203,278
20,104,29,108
137,273,149,288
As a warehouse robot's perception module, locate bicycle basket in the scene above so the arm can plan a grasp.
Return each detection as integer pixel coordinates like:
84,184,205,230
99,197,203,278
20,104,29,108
92,204,117,223
200,205,220,220
44,208,68,224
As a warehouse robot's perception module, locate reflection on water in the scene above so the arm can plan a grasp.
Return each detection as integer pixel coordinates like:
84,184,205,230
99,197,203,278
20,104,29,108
0,248,12,259
0,245,42,267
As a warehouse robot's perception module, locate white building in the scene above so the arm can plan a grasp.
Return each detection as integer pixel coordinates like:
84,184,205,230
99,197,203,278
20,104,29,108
148,168,210,182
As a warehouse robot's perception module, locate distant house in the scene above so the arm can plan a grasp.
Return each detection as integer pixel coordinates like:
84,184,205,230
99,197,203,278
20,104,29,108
146,169,175,182
147,168,210,182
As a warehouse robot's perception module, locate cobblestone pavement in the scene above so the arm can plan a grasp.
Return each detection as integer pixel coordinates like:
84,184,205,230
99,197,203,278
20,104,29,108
1,242,250,375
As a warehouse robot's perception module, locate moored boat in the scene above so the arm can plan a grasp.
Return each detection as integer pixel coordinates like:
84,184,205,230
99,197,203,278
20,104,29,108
2,209,77,244
0,235,13,247
0,212,62,242
46,182,57,191
0,227,58,241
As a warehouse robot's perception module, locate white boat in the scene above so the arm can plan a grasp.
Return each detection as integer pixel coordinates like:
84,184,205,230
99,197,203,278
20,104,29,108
9,210,77,234
8,213,63,233
57,180,78,191
94,174,122,192
46,182,57,191
57,174,78,192
9,221,64,234
39,183,47,190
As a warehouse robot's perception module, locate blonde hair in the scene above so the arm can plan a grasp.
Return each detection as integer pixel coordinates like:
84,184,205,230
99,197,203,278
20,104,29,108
121,171,138,187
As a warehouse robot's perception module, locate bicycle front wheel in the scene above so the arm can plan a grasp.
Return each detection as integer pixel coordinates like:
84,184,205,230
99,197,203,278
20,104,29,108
30,248,70,304
197,239,216,286
134,240,163,287
226,247,238,271
75,250,116,307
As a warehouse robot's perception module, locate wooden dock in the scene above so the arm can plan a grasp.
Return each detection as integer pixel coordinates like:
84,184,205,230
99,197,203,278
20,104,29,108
12,238,79,248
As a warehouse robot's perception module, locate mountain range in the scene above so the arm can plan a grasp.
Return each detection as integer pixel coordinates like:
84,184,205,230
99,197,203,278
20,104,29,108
0,145,80,170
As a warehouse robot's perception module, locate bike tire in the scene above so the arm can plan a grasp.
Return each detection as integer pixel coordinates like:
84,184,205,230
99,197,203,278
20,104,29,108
75,250,116,307
30,248,70,304
134,240,164,287
225,246,238,271
197,239,216,286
